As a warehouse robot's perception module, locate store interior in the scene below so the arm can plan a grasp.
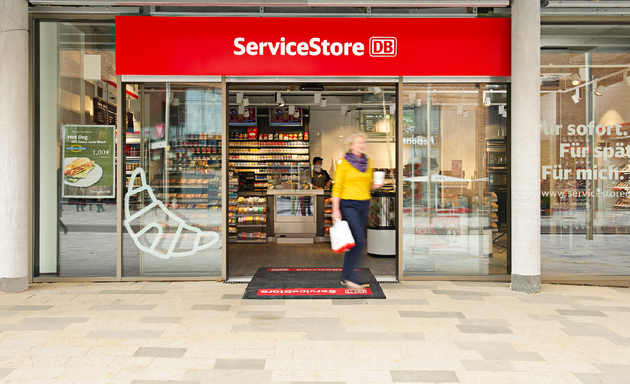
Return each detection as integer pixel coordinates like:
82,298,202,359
225,84,398,278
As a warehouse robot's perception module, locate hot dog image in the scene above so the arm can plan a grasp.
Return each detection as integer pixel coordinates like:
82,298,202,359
64,157,96,183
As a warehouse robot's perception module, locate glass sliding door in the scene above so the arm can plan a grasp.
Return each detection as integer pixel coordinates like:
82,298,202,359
123,83,223,277
401,83,510,277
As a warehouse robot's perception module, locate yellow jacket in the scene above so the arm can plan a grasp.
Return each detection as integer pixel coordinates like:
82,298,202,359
331,158,373,200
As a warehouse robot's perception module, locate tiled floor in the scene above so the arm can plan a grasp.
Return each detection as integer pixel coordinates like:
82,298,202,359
1,281,628,383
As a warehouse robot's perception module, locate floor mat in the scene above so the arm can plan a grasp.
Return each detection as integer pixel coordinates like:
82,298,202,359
242,267,386,299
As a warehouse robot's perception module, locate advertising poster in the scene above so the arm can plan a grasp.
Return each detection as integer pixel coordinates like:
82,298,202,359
228,107,257,125
269,107,302,126
62,125,116,199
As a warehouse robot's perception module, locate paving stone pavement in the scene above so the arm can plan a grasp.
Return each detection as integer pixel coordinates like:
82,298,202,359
0,281,628,383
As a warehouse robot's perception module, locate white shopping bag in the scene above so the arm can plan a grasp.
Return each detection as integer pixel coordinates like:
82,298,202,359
330,220,355,253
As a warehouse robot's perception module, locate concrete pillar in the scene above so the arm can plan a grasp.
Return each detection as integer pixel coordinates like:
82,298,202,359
0,0,29,292
510,0,541,293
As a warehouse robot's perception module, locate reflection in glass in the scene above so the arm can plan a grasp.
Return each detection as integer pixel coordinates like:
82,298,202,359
276,195,314,217
540,51,630,275
36,21,117,277
402,84,509,276
123,83,223,277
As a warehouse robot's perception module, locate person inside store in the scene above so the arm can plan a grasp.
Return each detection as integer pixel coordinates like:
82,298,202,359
311,156,332,190
331,131,384,292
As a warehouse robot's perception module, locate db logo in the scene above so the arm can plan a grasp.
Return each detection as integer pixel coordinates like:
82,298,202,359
369,37,397,57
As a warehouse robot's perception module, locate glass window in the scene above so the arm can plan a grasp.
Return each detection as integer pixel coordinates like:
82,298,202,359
540,51,630,275
122,83,223,277
36,21,117,277
402,84,509,277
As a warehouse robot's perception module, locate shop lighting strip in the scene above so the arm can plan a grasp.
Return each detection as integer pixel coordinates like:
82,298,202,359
28,6,140,13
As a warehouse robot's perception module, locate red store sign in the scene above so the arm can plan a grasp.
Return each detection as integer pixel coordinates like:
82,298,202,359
115,16,511,77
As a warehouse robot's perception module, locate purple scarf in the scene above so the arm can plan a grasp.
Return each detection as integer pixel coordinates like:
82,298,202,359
345,152,368,173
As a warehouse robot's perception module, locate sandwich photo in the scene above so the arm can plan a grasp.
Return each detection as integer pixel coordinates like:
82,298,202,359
64,157,96,183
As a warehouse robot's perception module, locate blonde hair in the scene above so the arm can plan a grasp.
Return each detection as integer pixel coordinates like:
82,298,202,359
342,131,368,153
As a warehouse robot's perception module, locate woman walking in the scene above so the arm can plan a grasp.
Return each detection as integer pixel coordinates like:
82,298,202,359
332,131,383,291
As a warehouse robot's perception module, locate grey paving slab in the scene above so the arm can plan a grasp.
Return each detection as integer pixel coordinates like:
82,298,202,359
381,283,405,289
479,351,545,361
390,370,460,383
616,307,630,312
240,300,285,305
448,296,486,301
232,324,276,332
0,312,15,317
561,322,620,338
248,318,291,326
290,318,341,325
277,324,346,333
556,309,608,317
221,294,244,300
432,290,490,297
461,360,516,371
182,369,272,382
611,288,630,294
458,319,512,326
567,295,610,301
451,281,508,288
455,342,516,351
367,299,429,305
98,290,139,294
381,332,426,341
9,306,53,311
86,330,163,338
307,332,382,341
401,285,439,290
130,290,168,294
0,323,69,331
399,311,465,318
20,317,91,324
214,359,266,370
190,304,232,311
89,305,156,310
594,364,630,374
0,368,14,380
574,373,630,384
134,347,188,358
140,317,183,323
236,311,285,319
332,299,368,305
456,325,512,334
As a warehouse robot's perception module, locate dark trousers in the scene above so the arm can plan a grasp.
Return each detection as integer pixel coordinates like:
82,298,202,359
340,199,370,284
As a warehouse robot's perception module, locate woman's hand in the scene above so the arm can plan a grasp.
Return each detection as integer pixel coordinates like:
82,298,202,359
372,182,384,189
331,196,342,222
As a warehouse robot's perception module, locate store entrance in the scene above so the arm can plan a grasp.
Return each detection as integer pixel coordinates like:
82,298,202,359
227,84,397,279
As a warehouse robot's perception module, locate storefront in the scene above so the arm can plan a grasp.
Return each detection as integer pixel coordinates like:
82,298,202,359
0,1,625,291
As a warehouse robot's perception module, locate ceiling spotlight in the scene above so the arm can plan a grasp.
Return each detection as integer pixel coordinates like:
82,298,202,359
457,105,463,115
567,74,581,86
373,86,384,98
572,88,580,104
288,105,295,115
276,93,285,107
242,97,249,107
172,97,180,107
498,105,504,115
483,96,491,107
320,97,327,108
238,105,244,115
293,109,300,118
243,109,250,118
463,110,468,118
414,98,421,107
502,109,507,118
595,84,605,96
579,67,588,83
341,105,347,115
236,92,243,104
314,93,321,104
